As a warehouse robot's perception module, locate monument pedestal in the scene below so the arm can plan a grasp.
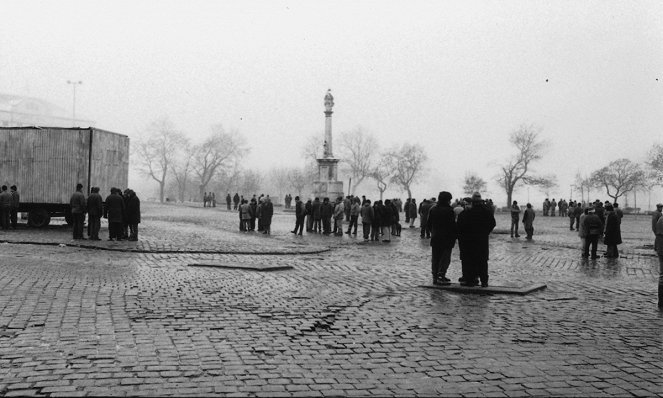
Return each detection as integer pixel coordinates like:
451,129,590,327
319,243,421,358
312,180,344,201
313,157,344,200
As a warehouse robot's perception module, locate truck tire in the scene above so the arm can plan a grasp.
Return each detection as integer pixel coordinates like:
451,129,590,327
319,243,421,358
64,211,73,225
28,209,51,228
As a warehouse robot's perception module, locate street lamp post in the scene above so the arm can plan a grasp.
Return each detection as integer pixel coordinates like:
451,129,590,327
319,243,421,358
67,80,82,125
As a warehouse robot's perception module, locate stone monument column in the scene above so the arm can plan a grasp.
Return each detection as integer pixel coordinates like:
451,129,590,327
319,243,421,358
323,89,334,157
312,89,344,200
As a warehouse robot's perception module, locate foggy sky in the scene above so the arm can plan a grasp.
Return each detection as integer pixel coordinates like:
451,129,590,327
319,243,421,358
1,0,662,207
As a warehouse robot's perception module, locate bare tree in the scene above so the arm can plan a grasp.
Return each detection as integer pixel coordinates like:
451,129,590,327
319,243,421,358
496,124,551,207
240,169,263,197
193,125,249,200
590,158,645,203
216,160,242,196
133,117,185,203
462,172,487,196
371,158,392,201
529,175,558,197
287,168,308,197
385,143,428,199
301,134,324,182
574,171,593,203
170,137,195,203
643,170,661,212
647,143,663,184
338,127,378,195
268,167,291,204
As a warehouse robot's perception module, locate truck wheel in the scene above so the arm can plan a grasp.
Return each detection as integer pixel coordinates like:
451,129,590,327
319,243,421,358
28,209,51,228
64,211,73,225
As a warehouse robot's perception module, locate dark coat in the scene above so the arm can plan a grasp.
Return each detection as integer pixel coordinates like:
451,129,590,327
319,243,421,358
372,204,382,227
87,193,103,217
296,200,306,217
457,203,496,262
125,195,141,224
419,201,433,225
583,213,603,236
69,191,86,214
603,211,622,245
320,202,333,218
312,200,322,220
409,201,418,219
262,201,274,224
104,193,125,223
380,204,392,227
427,203,457,250
390,202,399,223
360,204,374,224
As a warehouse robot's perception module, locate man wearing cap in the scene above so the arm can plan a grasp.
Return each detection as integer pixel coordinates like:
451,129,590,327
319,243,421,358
457,192,496,287
87,187,103,241
69,183,87,239
427,191,457,285
510,200,521,238
582,207,603,259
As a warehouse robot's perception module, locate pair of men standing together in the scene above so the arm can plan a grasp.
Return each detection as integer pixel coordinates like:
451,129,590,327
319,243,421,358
428,191,496,287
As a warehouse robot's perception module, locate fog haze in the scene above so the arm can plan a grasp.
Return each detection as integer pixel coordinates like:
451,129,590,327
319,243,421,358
1,0,662,206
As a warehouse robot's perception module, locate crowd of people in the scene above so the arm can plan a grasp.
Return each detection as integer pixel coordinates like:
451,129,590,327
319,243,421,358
69,184,141,241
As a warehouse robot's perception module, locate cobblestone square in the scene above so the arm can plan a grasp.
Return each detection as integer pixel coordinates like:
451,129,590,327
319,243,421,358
0,202,661,397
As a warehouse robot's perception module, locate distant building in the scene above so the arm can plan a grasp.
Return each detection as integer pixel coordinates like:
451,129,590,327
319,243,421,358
0,93,94,127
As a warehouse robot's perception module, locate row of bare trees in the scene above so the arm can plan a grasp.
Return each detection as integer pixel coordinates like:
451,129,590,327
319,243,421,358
132,117,249,203
461,124,663,209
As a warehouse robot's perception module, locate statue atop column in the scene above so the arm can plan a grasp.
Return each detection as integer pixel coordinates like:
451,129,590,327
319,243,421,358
324,89,334,113
323,89,334,158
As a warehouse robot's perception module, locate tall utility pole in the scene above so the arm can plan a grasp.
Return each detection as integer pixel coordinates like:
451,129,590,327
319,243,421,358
67,80,82,125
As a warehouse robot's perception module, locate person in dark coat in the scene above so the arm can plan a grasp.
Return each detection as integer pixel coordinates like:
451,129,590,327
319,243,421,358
312,198,322,233
408,198,417,228
389,199,400,236
582,207,603,259
320,197,333,235
0,186,12,231
261,196,274,235
291,196,305,236
522,203,535,240
125,189,141,241
122,189,131,239
69,183,87,239
226,193,232,210
427,191,457,285
87,186,103,241
603,204,622,258
371,200,382,241
233,193,240,210
456,192,496,287
380,200,392,242
104,188,126,241
419,199,433,239
9,185,19,229
360,199,374,241
248,198,257,231
305,199,313,232
404,198,411,223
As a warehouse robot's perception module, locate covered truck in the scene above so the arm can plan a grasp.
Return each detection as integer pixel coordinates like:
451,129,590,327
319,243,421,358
0,126,129,227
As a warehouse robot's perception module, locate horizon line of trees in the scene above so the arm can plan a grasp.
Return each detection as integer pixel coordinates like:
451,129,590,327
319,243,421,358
132,117,663,209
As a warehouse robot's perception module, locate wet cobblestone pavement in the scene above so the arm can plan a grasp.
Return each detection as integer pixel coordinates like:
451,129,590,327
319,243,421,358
0,202,661,397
